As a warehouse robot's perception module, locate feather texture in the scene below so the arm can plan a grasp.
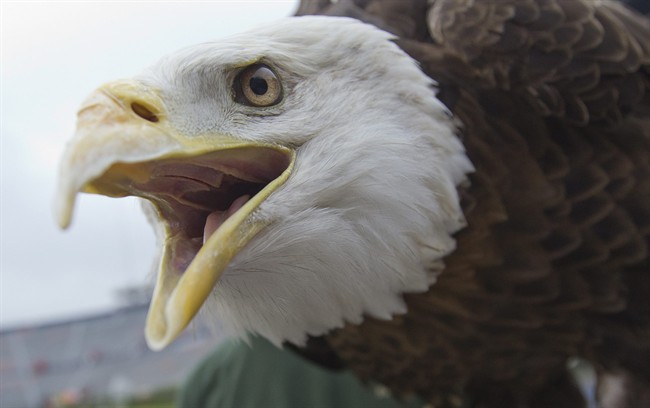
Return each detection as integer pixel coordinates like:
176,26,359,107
294,1,650,406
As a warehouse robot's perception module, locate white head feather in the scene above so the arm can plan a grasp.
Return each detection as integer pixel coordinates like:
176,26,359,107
139,16,474,345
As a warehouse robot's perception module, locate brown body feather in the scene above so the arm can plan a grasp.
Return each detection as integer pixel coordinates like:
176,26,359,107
293,1,650,406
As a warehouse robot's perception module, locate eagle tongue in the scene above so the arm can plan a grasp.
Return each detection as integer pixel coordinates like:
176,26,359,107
203,195,250,244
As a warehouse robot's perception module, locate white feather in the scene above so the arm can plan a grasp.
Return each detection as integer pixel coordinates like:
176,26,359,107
142,16,474,345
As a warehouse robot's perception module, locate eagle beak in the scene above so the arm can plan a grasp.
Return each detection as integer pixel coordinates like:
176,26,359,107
55,80,294,350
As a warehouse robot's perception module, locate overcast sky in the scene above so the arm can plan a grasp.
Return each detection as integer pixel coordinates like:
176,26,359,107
0,1,297,328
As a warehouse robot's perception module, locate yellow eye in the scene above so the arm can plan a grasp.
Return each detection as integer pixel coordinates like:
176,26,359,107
234,64,283,107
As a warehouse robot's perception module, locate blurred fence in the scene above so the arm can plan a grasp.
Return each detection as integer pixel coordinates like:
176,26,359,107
0,304,220,407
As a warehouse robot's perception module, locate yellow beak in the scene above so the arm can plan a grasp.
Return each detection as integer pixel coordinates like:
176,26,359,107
55,80,294,350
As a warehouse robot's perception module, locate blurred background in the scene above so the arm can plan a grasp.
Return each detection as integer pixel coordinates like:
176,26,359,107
1,1,296,406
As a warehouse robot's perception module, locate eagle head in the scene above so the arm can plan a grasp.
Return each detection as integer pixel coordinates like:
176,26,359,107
55,16,473,349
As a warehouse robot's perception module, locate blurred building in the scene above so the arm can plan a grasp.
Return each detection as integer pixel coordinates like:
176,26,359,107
0,296,221,408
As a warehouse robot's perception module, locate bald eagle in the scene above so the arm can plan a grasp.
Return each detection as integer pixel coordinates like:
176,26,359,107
55,0,650,406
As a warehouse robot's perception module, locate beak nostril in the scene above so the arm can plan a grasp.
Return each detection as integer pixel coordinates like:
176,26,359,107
131,102,159,123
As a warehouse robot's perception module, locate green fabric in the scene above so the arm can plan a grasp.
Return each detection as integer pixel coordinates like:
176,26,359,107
178,336,424,408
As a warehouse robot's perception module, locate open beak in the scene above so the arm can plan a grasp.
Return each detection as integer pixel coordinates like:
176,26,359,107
55,80,295,350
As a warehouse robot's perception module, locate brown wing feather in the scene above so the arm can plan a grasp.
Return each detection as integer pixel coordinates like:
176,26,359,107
294,1,650,406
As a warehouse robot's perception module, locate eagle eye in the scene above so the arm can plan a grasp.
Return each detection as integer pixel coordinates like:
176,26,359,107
234,64,283,107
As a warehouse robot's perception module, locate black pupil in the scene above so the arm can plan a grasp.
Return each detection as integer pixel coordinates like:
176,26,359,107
249,76,268,95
